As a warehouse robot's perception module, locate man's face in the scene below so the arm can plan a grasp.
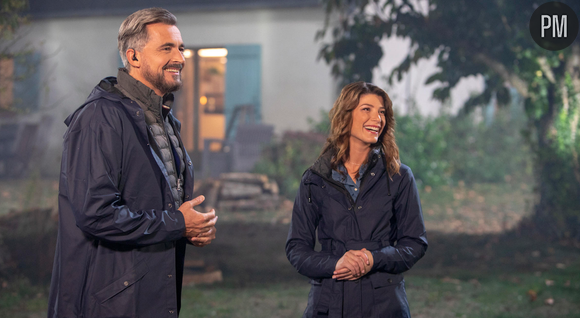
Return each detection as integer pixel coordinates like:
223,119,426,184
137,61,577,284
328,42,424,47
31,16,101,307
136,23,185,96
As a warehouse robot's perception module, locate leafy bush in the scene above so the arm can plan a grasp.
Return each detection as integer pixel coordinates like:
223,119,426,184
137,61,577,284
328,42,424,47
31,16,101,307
395,113,452,187
397,108,532,186
253,131,326,200
446,110,532,184
255,108,532,199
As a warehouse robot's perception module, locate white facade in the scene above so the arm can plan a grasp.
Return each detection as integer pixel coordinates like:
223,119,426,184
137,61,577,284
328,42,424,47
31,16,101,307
25,7,334,145
20,6,482,173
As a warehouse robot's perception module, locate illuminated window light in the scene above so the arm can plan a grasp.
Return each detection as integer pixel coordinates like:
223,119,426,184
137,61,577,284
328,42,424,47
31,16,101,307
200,96,207,105
198,48,228,57
183,49,193,58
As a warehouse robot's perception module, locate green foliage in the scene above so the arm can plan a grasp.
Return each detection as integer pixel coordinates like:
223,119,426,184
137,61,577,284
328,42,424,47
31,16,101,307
0,0,28,54
256,108,532,198
447,110,532,184
390,109,531,186
395,112,451,187
554,74,580,159
0,0,27,37
318,0,580,239
253,132,326,199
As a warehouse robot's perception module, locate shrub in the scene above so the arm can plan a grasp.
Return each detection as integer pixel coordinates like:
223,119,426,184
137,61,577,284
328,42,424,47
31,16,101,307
255,107,533,198
395,113,452,187
253,131,326,200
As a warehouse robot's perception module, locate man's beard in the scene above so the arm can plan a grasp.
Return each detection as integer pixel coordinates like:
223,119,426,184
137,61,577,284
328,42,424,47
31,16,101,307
143,62,183,95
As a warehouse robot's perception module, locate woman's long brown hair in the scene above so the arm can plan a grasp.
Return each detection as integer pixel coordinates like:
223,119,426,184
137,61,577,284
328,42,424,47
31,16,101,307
321,81,400,176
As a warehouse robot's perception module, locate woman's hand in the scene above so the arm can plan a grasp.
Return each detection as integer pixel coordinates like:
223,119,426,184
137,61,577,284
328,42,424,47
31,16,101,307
333,248,374,280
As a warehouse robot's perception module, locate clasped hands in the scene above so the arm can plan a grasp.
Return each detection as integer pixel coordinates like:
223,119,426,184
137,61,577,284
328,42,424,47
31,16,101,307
333,248,374,281
179,195,218,247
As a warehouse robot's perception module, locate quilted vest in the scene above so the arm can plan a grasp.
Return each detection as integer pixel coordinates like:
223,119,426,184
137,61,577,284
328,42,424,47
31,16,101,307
115,69,185,207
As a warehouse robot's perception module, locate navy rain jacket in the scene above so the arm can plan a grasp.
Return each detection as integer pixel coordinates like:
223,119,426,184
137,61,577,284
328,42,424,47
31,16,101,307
48,77,194,318
286,149,428,318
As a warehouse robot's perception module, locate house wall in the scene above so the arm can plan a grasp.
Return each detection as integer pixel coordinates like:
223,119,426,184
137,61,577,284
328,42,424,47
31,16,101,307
23,7,336,173
21,6,482,175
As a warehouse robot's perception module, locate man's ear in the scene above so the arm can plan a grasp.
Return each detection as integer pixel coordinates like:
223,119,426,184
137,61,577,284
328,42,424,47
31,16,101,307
126,49,140,68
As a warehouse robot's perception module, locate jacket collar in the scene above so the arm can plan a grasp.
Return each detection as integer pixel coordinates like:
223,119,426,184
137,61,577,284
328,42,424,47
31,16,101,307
310,146,382,181
115,68,174,120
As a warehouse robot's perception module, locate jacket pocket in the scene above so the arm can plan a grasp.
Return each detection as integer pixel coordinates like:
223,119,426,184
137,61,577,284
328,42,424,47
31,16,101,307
369,272,410,318
369,271,403,289
91,262,149,318
303,278,330,317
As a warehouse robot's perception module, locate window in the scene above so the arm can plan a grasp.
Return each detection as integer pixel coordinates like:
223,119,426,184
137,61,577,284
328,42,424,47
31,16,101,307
173,44,262,157
0,53,40,114
174,48,227,153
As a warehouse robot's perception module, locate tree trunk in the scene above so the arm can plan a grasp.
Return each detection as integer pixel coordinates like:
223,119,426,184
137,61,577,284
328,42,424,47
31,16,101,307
532,74,580,240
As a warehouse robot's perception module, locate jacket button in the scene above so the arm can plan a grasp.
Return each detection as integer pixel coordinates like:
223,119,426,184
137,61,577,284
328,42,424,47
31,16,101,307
185,195,190,199
168,274,173,278
136,111,140,116
123,281,129,286
370,172,375,176
168,203,173,208
348,207,352,210
187,161,192,166
169,310,174,314
358,206,362,209
377,155,381,158
388,278,393,283
321,185,325,189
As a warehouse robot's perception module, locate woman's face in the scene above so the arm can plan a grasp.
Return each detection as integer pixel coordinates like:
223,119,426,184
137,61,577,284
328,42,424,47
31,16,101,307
349,93,386,148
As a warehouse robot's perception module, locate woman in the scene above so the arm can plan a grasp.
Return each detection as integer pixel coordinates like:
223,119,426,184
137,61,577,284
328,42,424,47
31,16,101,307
286,82,428,318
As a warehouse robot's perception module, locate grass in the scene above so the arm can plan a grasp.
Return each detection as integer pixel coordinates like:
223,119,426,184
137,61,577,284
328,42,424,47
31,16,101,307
420,181,534,234
2,178,580,318
0,279,48,318
406,266,580,318
174,264,580,318
179,283,309,318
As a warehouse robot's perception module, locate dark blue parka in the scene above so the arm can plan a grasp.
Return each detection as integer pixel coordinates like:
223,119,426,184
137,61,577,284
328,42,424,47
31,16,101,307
286,149,428,318
48,78,194,318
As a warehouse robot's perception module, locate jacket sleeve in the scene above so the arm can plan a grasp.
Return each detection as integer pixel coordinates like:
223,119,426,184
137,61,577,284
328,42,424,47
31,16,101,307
63,102,186,246
371,167,428,274
285,176,340,279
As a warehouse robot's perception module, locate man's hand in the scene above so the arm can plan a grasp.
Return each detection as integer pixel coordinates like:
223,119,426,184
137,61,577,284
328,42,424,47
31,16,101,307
178,195,218,247
332,248,374,280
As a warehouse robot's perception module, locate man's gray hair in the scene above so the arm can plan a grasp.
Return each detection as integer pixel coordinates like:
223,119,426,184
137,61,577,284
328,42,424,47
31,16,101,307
118,8,177,70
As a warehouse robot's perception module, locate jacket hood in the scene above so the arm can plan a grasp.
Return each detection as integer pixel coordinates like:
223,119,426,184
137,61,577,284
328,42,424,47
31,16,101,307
64,77,124,127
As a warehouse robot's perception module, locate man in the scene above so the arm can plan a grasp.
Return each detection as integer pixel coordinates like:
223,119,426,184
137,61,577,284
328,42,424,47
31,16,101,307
47,8,217,318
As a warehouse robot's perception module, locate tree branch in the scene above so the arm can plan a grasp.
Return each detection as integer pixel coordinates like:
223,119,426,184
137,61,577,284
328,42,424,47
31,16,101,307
474,53,529,98
537,57,556,84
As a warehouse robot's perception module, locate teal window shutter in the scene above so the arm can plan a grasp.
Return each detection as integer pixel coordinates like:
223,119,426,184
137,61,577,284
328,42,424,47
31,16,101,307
224,44,261,139
13,52,41,112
